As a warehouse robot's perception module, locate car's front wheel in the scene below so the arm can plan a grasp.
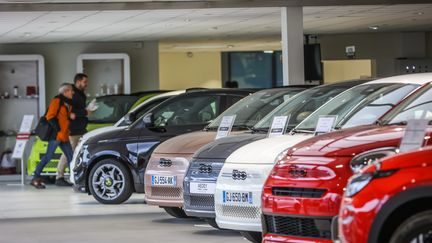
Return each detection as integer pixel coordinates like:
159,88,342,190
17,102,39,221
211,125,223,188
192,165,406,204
88,159,133,204
162,207,189,218
389,210,432,243
240,231,262,243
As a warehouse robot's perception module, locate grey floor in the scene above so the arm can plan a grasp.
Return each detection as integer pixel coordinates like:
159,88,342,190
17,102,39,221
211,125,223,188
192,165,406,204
0,184,246,243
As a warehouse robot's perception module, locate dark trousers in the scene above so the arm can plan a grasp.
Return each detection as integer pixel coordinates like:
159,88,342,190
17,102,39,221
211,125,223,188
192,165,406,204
34,140,73,178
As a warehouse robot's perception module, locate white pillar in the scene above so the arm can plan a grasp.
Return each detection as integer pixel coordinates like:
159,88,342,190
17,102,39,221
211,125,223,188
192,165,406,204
281,7,304,85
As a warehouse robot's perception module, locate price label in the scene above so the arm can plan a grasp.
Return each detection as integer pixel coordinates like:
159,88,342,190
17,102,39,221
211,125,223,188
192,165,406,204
19,115,34,133
12,140,27,159
268,115,290,138
215,115,236,140
315,115,338,135
399,119,429,153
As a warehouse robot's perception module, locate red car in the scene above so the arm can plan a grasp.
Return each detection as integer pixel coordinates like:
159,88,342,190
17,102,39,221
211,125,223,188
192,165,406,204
261,82,432,243
339,147,432,243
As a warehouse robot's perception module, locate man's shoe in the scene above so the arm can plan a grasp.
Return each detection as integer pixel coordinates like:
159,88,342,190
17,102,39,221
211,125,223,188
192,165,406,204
31,178,46,189
55,177,72,187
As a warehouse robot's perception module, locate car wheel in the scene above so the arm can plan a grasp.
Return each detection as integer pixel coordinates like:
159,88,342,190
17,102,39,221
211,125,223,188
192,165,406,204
88,159,133,204
240,231,262,243
162,207,189,218
389,210,432,243
205,218,220,229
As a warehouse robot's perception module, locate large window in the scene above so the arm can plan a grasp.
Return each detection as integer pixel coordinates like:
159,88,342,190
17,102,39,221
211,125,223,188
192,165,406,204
226,52,275,88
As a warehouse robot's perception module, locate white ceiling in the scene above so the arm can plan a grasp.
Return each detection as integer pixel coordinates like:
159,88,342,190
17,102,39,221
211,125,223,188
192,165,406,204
0,4,431,44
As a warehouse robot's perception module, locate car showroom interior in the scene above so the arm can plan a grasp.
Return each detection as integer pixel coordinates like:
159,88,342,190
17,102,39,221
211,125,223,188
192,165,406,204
1,0,432,242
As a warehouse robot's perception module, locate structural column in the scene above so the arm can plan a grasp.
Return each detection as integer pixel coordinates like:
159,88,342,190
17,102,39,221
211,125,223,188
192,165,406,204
281,6,304,85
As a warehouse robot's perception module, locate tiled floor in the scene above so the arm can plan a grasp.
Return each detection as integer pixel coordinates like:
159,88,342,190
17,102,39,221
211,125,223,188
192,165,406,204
0,185,245,243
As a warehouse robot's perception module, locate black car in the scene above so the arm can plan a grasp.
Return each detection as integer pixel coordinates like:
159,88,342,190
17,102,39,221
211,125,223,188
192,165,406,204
74,89,254,204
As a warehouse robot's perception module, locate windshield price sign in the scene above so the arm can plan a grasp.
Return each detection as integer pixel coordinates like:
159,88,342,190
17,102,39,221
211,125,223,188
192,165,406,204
399,119,429,153
268,115,290,138
215,115,236,140
315,115,338,135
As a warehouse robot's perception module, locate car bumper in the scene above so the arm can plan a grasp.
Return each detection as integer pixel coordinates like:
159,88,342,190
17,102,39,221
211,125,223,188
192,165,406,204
263,234,333,243
214,163,273,232
183,161,224,218
144,154,191,208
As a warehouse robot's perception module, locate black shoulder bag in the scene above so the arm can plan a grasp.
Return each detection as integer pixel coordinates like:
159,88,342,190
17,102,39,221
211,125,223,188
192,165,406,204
35,99,63,141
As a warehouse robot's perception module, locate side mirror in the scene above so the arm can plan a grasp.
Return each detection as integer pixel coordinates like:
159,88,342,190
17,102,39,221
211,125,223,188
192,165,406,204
142,113,155,128
124,113,136,125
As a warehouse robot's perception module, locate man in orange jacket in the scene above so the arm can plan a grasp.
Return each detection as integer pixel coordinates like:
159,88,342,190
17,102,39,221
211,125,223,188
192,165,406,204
31,83,76,189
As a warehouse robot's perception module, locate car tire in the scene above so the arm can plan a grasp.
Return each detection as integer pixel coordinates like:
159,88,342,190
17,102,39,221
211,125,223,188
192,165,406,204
163,207,189,218
240,231,262,243
205,218,220,229
88,159,133,204
389,210,432,243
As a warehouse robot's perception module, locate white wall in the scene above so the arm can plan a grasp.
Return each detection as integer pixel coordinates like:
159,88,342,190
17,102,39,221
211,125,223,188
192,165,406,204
0,41,159,101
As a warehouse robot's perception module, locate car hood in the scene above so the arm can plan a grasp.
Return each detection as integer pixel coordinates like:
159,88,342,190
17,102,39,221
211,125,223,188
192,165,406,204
288,125,432,157
82,125,124,141
85,127,130,145
225,133,315,164
193,133,267,160
152,131,215,154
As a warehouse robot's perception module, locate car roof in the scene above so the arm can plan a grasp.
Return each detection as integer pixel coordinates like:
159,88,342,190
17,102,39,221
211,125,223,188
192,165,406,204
178,88,254,96
365,73,432,85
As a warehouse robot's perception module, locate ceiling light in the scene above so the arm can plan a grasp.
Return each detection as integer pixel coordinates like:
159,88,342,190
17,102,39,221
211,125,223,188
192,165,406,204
24,32,31,37
264,50,274,54
369,26,379,30
417,12,424,15
227,45,234,49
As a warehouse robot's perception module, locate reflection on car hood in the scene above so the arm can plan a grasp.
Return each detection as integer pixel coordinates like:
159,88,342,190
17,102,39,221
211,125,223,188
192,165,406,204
193,133,266,160
82,126,124,140
85,127,127,144
225,133,314,164
153,131,216,154
287,125,432,157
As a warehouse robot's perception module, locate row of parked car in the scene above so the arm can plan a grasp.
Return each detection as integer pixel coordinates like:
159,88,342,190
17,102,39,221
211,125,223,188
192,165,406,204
31,73,432,243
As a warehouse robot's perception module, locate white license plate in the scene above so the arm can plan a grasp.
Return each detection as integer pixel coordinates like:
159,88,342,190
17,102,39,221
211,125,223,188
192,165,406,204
190,182,216,195
151,175,176,186
222,191,253,204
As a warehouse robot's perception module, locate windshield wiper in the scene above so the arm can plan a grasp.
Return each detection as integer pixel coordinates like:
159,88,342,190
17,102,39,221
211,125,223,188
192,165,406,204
232,124,253,131
251,127,269,134
290,128,315,134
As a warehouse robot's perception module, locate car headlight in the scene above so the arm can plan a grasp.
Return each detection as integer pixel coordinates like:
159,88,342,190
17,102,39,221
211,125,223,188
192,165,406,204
345,169,398,197
274,149,289,164
345,173,373,197
350,147,397,173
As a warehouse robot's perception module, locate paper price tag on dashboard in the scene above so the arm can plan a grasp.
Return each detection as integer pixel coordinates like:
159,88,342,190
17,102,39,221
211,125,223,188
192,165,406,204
315,115,338,135
399,119,429,153
268,115,290,138
215,115,236,140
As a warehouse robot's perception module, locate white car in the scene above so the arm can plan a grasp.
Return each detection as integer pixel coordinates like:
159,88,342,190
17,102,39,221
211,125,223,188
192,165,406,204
214,73,432,242
70,90,184,184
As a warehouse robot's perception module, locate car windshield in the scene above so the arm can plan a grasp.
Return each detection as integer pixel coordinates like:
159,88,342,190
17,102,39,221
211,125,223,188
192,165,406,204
253,85,352,133
294,83,419,131
206,88,305,130
382,83,432,125
88,95,139,124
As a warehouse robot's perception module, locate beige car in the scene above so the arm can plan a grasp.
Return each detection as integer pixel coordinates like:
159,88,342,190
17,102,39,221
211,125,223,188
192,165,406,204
143,86,309,218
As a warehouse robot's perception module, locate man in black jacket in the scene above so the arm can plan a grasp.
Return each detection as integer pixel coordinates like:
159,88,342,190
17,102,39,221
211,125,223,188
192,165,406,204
56,73,90,186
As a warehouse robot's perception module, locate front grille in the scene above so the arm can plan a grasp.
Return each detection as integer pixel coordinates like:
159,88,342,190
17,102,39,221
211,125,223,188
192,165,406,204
185,194,215,209
216,204,261,219
272,187,327,198
150,186,182,199
264,215,332,239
